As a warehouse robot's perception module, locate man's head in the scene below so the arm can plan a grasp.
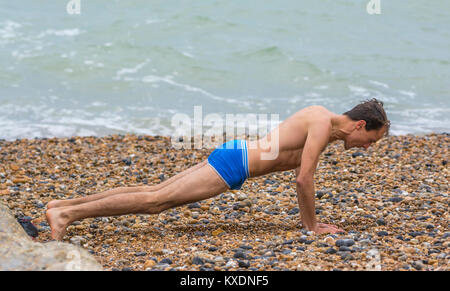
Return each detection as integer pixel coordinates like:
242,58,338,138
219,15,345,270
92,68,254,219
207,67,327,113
342,98,390,150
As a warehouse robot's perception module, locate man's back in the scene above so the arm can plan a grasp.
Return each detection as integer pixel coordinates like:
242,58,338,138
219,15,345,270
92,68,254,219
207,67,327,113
248,105,334,177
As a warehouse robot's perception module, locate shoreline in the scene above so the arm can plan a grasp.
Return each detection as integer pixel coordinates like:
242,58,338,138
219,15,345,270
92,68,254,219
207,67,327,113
0,133,448,270
0,131,450,150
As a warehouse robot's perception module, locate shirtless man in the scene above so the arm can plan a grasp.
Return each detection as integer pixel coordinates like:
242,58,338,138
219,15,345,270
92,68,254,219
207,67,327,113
46,98,390,240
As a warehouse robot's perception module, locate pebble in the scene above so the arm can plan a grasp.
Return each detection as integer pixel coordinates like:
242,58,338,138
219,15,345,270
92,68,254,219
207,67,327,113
233,251,247,259
336,239,355,247
388,197,403,203
339,246,352,252
225,260,238,269
288,208,299,215
281,249,292,255
352,152,364,158
324,236,335,245
376,218,386,226
188,202,201,209
143,260,156,269
192,257,204,265
69,236,86,246
238,260,250,268
325,248,337,254
412,260,425,270
212,228,225,236
339,252,354,260
159,258,172,265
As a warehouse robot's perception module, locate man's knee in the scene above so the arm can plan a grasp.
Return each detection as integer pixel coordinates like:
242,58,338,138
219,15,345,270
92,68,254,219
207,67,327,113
141,191,171,214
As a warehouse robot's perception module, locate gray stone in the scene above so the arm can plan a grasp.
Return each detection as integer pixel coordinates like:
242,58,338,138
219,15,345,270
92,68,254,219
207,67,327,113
238,260,250,268
325,247,337,254
233,251,247,259
0,202,102,271
339,246,352,252
192,256,204,265
336,239,355,247
412,260,424,271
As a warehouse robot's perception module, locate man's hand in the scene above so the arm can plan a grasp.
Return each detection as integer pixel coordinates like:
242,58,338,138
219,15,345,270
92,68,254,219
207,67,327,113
312,223,345,234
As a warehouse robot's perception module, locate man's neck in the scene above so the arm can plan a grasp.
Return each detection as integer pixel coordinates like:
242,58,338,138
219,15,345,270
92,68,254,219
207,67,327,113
330,114,354,142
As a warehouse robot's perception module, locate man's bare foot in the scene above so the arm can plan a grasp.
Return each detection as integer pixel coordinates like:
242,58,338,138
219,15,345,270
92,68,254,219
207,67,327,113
46,207,71,241
47,200,66,209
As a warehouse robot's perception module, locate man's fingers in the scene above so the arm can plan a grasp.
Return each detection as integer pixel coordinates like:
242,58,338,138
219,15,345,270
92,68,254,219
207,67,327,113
316,224,345,234
328,228,343,234
318,223,340,229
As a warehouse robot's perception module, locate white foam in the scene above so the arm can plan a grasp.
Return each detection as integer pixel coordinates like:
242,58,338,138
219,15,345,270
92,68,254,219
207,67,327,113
348,85,371,97
369,80,390,88
305,92,322,98
141,74,246,105
34,124,77,137
181,51,194,58
11,49,36,60
37,28,84,38
145,19,163,24
398,90,416,98
61,51,77,58
114,59,151,80
0,20,22,42
90,102,107,107
390,108,450,135
395,107,450,118
77,128,98,136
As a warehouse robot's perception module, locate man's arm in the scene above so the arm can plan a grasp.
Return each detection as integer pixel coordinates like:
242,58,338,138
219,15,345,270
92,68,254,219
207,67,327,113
295,122,329,231
295,121,344,234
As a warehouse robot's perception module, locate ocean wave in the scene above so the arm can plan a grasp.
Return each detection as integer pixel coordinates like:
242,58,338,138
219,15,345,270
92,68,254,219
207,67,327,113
114,59,151,80
369,80,390,89
0,20,22,41
234,46,285,60
398,90,416,98
141,74,248,106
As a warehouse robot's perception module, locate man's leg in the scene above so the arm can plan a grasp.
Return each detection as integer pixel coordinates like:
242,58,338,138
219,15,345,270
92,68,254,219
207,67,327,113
46,162,228,240
47,160,208,209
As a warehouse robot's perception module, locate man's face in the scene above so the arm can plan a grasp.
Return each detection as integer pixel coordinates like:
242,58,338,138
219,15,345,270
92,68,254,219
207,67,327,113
344,122,386,150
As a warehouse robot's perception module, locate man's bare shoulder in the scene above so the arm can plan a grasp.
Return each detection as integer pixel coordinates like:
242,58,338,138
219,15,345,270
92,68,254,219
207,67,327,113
291,105,329,116
305,105,330,114
292,105,333,124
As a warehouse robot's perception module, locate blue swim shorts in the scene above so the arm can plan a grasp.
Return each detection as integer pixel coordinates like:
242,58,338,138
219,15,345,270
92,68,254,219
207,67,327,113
207,139,249,190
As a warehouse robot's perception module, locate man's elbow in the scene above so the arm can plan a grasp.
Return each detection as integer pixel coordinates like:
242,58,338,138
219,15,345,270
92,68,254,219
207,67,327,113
296,175,314,188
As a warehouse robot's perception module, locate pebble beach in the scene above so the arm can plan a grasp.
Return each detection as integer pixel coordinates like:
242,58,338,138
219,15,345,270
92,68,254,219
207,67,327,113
0,133,448,271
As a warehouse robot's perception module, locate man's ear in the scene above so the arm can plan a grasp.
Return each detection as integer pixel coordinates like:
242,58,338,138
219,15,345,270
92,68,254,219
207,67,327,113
356,120,367,130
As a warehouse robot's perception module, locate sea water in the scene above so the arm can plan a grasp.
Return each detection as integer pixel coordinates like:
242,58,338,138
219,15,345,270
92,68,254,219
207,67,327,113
0,0,449,140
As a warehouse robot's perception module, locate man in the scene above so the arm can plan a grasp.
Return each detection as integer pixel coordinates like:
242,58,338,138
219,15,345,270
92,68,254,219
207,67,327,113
46,98,390,240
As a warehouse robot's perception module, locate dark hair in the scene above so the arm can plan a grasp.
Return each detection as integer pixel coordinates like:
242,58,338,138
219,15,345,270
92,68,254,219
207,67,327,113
344,98,390,136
